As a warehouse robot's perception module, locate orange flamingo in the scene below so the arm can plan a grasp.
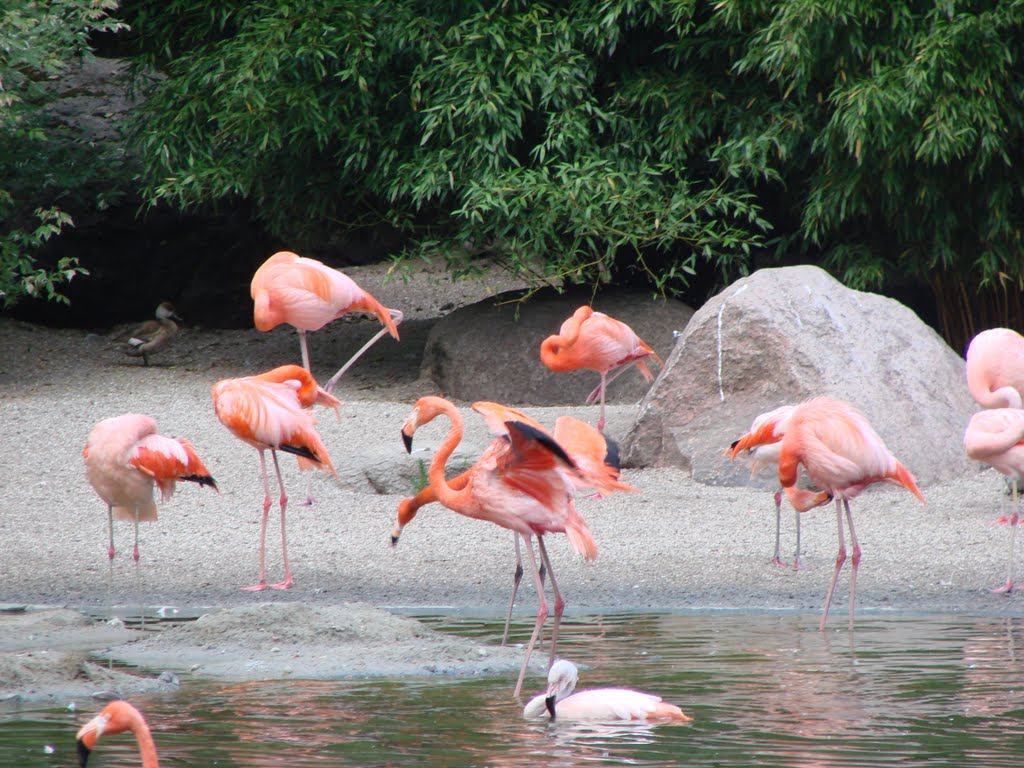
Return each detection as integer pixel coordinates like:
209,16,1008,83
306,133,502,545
212,364,337,590
401,395,596,697
523,659,691,722
251,251,402,392
77,700,159,767
965,328,1024,409
393,401,633,644
731,397,924,630
84,413,217,564
727,404,802,568
540,306,663,431
964,408,1024,592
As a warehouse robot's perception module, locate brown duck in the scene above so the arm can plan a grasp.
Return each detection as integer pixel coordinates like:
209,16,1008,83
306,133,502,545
118,301,183,365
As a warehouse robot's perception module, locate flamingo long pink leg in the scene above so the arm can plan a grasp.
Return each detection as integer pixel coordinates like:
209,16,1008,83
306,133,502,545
269,450,293,590
243,449,274,592
819,499,848,631
502,534,548,646
994,479,1019,593
844,499,861,630
513,536,548,699
324,308,404,394
793,505,802,571
536,535,564,669
771,490,785,567
297,329,311,372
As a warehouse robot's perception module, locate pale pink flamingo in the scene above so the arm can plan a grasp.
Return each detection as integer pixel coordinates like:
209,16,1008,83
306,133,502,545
212,364,337,590
401,395,596,697
964,408,1024,592
77,700,159,768
84,413,217,564
965,328,1024,409
393,401,632,645
727,404,802,568
523,659,691,721
731,397,924,630
251,251,402,392
540,306,662,431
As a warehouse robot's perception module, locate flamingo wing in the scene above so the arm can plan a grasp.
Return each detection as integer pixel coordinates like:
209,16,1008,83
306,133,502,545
553,416,635,495
129,435,217,500
554,689,690,721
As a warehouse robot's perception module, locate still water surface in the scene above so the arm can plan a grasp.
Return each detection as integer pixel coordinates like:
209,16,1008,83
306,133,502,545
2,611,1023,767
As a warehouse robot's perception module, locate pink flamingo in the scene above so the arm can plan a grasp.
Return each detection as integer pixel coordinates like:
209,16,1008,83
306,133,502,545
393,401,633,645
77,700,159,768
727,405,802,568
212,365,337,590
964,408,1024,592
401,395,596,697
84,413,217,564
732,397,924,630
966,328,1024,409
251,250,402,393
523,659,691,722
540,306,662,431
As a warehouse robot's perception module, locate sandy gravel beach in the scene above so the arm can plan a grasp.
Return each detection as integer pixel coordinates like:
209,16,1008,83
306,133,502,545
0,261,1020,698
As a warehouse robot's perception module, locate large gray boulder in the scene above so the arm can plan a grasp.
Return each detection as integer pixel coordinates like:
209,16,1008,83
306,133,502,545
421,289,693,405
621,265,976,487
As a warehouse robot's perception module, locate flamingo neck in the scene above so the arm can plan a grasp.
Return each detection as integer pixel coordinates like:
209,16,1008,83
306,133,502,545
129,718,160,768
427,407,474,514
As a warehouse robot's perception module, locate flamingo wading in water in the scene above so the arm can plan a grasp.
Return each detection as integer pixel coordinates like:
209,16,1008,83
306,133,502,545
392,401,632,645
401,395,597,697
963,408,1024,593
251,251,402,393
731,397,924,630
212,364,337,590
77,700,160,768
540,306,662,432
523,659,692,722
84,413,217,565
727,405,802,568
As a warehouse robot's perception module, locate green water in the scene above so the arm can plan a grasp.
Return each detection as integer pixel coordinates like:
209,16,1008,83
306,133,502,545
3,612,1024,767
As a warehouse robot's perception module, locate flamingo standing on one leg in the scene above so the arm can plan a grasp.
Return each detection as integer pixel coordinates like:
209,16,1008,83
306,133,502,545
212,365,337,590
523,659,692,722
540,306,663,432
965,328,1024,409
84,413,217,565
401,395,596,697
251,250,402,393
731,397,924,631
727,405,802,568
392,402,633,645
77,700,159,767
963,408,1024,592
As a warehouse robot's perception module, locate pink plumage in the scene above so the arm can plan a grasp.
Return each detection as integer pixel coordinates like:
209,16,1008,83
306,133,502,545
83,413,216,561
524,660,691,722
964,407,1024,592
966,328,1024,409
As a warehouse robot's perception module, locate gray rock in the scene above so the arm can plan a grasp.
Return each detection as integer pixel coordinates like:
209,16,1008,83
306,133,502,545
421,289,693,405
621,265,976,487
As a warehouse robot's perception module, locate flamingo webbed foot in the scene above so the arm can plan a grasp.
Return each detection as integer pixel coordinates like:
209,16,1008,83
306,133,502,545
270,578,294,590
241,581,268,592
991,580,1014,594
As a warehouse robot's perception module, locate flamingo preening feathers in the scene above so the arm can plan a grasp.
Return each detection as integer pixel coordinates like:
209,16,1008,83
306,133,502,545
400,395,599,697
251,251,402,393
212,364,338,590
83,413,217,564
730,396,924,630
963,408,1024,593
965,328,1024,409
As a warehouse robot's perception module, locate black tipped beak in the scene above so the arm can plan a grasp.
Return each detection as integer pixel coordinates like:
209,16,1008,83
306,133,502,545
390,534,400,547
402,432,413,453
77,739,91,767
545,695,556,720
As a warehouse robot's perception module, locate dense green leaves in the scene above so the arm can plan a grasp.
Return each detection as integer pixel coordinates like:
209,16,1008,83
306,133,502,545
0,0,124,307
